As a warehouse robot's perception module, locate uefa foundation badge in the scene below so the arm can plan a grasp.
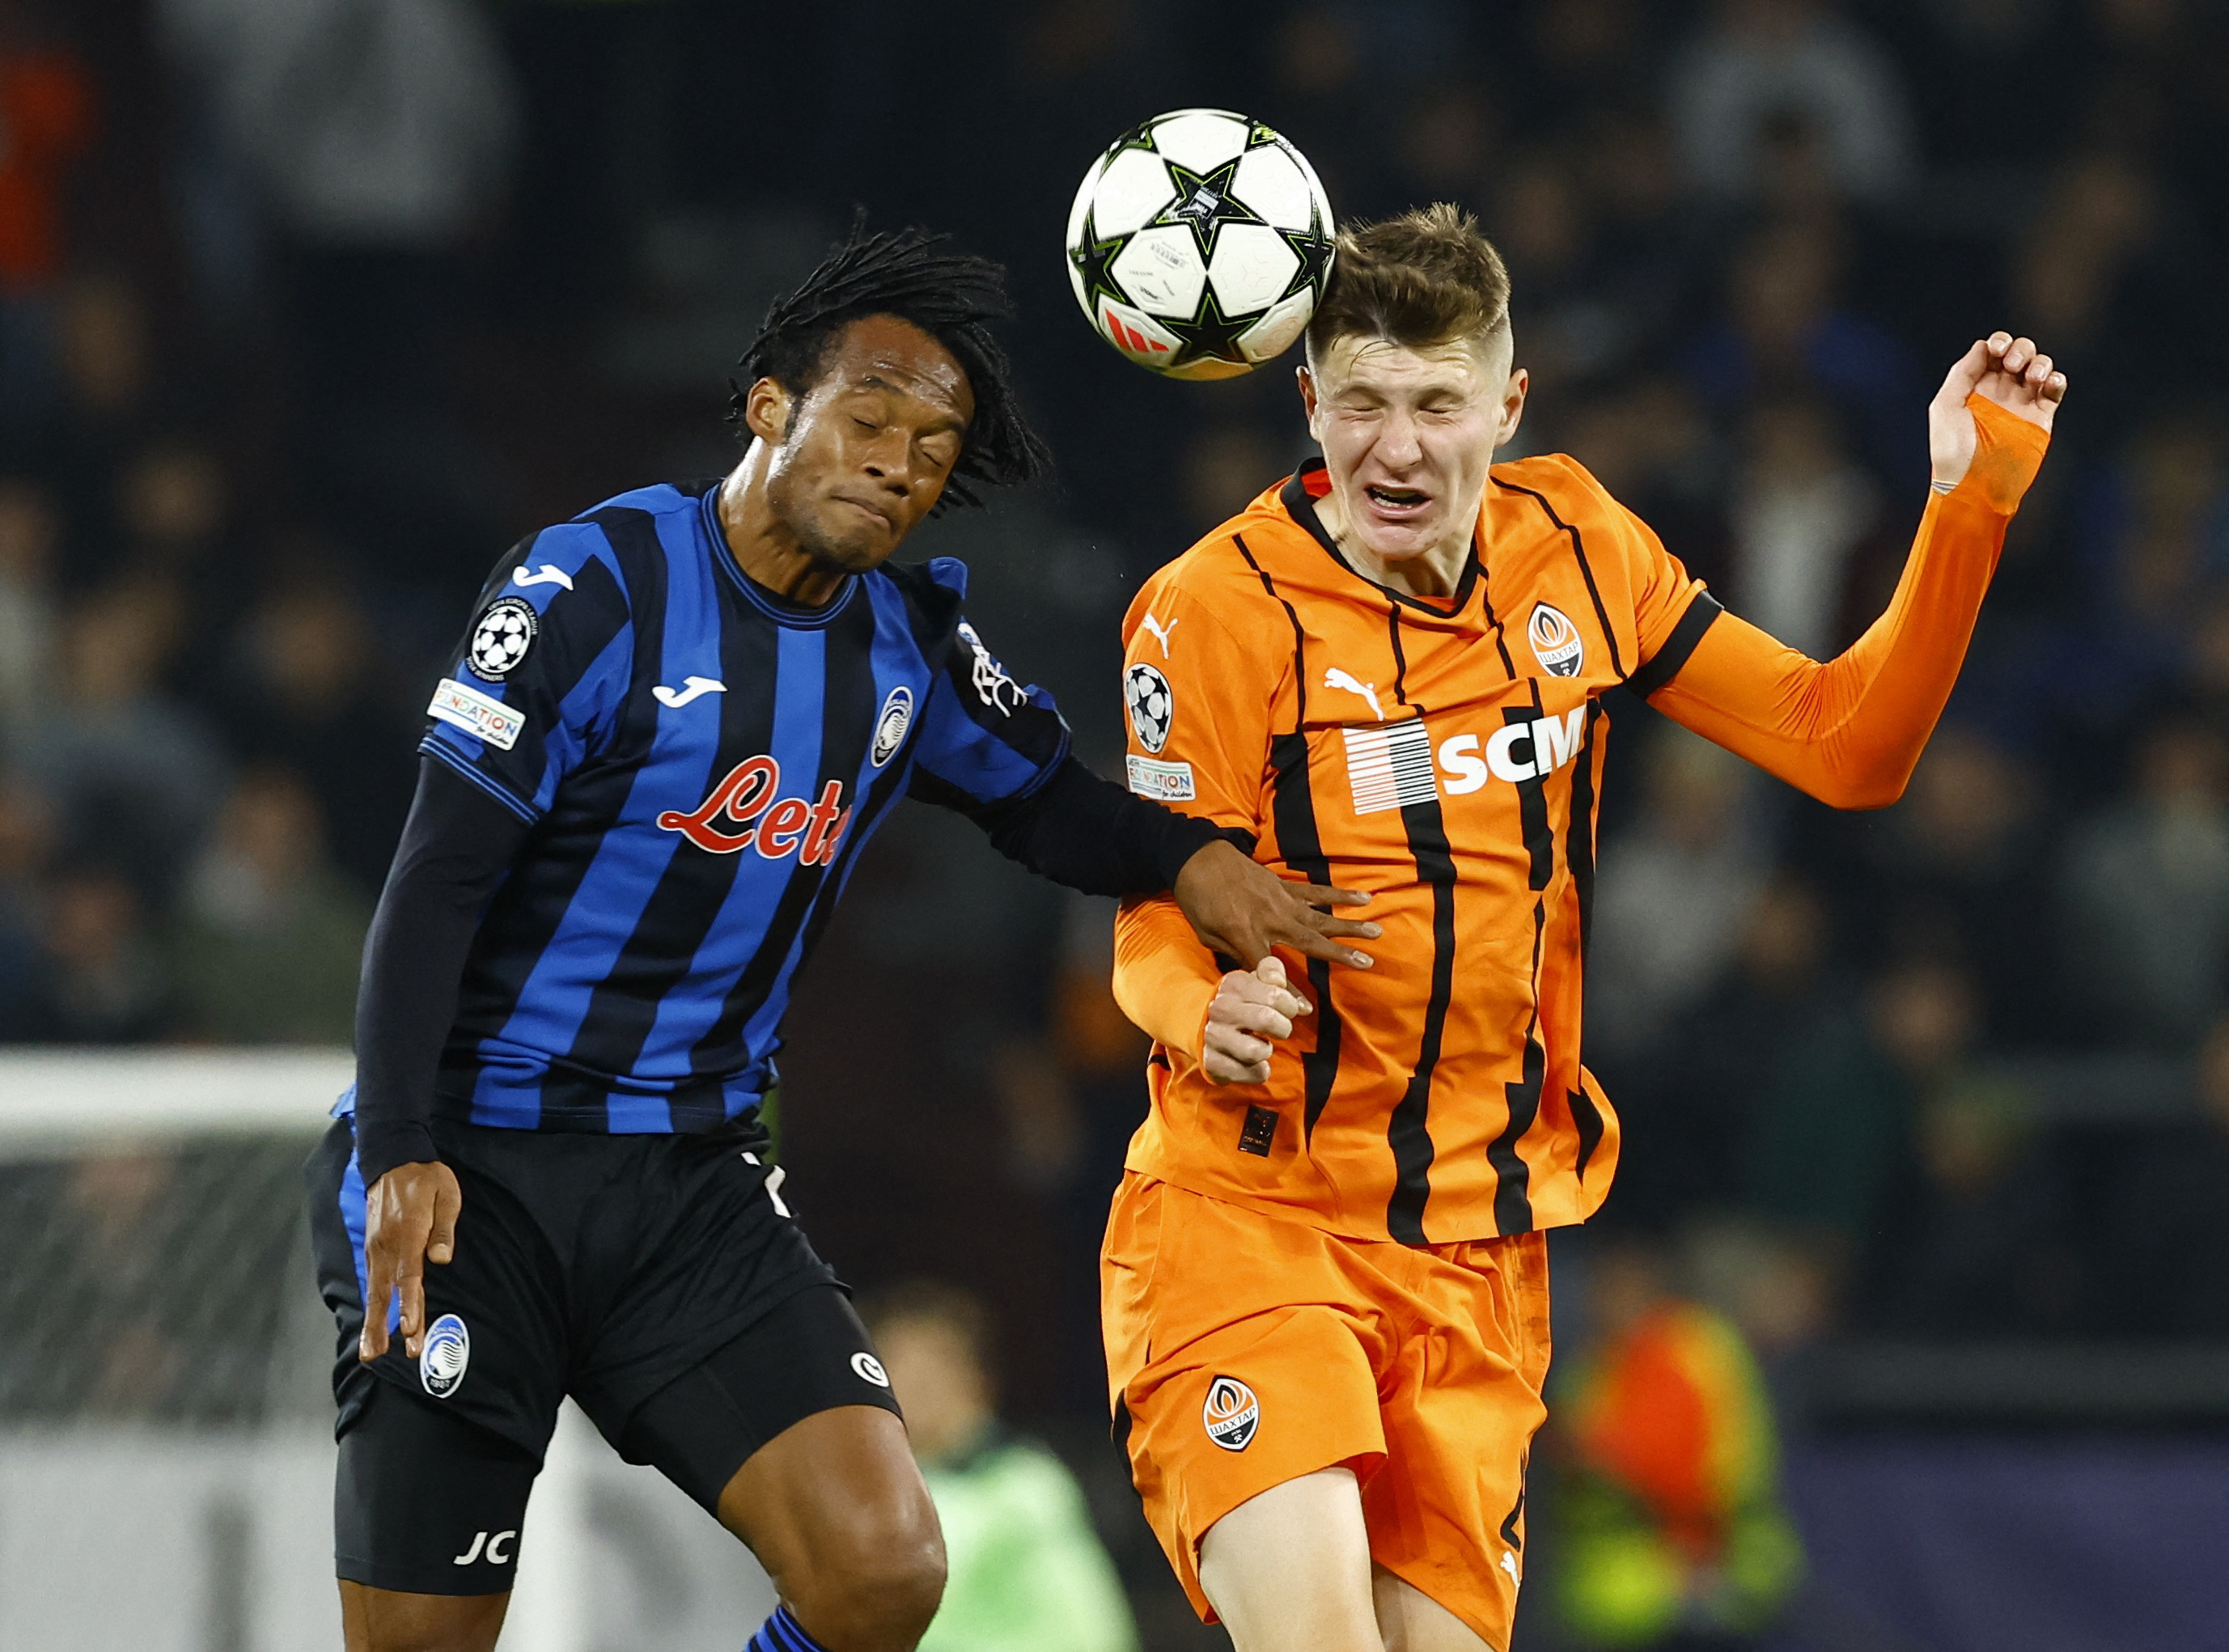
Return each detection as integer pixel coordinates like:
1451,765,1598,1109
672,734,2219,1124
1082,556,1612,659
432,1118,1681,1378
420,1313,471,1399
1202,1375,1261,1451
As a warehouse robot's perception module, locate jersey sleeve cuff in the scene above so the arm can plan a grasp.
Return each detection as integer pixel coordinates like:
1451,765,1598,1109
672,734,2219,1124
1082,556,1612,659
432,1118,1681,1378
1627,590,1725,700
1151,808,1236,892
354,1116,441,1189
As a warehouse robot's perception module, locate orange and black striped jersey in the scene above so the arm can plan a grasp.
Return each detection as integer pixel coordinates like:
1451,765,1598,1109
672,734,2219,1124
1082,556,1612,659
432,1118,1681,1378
1113,395,2050,1245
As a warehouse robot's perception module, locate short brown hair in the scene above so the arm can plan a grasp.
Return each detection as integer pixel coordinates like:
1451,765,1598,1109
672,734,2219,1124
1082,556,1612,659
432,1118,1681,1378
1305,203,1511,360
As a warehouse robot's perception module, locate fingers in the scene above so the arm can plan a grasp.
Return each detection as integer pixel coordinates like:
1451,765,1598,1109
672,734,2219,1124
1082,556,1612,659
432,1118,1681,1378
1936,336,1994,404
358,1262,392,1362
1290,882,1375,910
399,1264,427,1360
1278,926,1376,968
1202,1023,1274,1086
429,1175,462,1268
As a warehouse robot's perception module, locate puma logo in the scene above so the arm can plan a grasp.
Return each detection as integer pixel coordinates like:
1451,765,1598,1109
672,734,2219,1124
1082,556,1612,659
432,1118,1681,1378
1140,612,1180,658
1323,667,1384,721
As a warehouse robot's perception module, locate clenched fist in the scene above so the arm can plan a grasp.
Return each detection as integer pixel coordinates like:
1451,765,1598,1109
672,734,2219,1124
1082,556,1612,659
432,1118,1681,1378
1202,955,1314,1086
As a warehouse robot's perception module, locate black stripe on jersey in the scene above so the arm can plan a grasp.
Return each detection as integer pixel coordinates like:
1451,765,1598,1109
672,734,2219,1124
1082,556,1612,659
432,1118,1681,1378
1488,902,1549,1234
1232,533,1309,726
549,576,782,1122
1565,701,1602,959
443,513,662,1087
1625,590,1726,701
1387,606,1412,708
1496,480,1625,679
1571,1086,1605,1180
1385,781,1459,1244
1270,736,1347,1142
1506,684,1553,892
1474,535,1519,681
680,595,883,1103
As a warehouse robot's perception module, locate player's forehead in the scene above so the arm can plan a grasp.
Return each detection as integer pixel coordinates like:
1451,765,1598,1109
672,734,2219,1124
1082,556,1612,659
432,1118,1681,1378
1312,330,1503,399
817,314,975,429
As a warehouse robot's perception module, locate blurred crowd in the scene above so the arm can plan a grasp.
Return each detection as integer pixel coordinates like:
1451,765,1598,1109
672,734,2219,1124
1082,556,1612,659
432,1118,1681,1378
6,0,2229,1433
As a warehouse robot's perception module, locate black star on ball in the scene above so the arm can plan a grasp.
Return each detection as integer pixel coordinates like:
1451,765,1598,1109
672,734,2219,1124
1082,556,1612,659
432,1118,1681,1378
1070,210,1131,316
1278,203,1337,307
1153,157,1266,264
1164,285,1254,373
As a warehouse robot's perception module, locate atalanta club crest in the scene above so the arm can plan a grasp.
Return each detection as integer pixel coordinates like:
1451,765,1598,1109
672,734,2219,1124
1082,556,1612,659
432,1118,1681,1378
1202,1374,1260,1451
420,1313,470,1398
870,687,913,768
1528,604,1584,678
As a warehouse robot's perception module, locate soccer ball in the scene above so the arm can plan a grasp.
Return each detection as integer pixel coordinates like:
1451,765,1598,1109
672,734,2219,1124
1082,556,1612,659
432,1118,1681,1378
1066,108,1337,381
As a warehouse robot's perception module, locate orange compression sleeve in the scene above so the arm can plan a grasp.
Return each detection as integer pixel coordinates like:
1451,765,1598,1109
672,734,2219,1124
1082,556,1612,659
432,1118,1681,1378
1646,395,2049,810
1113,893,1220,1057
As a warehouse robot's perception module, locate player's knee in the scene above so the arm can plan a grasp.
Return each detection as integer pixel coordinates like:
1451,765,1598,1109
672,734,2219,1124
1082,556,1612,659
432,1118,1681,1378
786,1499,946,1650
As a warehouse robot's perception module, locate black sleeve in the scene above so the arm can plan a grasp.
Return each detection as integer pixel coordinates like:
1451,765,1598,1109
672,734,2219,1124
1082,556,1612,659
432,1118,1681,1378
964,754,1231,898
353,757,533,1186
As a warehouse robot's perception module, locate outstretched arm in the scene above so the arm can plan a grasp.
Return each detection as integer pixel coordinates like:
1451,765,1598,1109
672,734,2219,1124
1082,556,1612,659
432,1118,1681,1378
1648,334,2062,807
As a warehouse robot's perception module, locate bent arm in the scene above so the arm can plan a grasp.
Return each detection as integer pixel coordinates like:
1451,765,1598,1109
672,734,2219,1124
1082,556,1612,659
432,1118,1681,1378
1113,894,1223,1057
1647,396,2049,808
353,758,530,1184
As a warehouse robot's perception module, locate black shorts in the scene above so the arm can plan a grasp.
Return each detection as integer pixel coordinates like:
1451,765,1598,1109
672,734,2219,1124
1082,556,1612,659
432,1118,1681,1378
306,1115,902,1595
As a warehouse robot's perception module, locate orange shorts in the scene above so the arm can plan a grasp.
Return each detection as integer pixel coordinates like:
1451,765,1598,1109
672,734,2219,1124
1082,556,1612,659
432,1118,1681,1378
1101,1172,1553,1650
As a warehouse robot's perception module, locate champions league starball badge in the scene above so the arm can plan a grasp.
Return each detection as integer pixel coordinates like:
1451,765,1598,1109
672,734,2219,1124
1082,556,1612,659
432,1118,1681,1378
469,597,539,680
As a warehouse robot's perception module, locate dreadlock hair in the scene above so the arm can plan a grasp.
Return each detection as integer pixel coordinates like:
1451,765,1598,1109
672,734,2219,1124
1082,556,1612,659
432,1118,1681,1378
731,219,1053,513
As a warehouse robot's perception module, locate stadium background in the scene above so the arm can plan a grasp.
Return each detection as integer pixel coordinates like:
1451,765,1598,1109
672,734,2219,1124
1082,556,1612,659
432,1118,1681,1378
2,0,2227,1647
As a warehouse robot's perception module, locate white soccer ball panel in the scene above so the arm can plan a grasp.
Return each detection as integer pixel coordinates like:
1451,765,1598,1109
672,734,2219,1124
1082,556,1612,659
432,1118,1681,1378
1233,143,1315,230
1208,224,1299,315
1066,257,1089,322
1148,108,1251,173
1094,297,1184,367
1066,151,1108,248
1240,286,1319,363
1090,147,1176,236
1112,227,1209,319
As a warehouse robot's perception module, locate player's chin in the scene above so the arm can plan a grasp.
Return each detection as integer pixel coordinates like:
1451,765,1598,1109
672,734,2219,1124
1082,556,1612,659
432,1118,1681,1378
806,510,903,571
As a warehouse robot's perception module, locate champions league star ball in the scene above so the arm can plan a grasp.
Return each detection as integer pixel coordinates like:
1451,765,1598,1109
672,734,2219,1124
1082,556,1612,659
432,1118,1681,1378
1066,108,1336,380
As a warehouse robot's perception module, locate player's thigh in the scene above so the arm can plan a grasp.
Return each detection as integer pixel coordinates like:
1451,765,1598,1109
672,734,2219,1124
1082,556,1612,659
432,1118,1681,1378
1196,1466,1379,1652
1373,1566,1495,1652
616,1286,934,1618
333,1379,539,1650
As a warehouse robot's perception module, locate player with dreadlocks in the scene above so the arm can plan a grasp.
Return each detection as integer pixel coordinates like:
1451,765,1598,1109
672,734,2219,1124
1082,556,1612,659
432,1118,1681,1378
307,223,1379,1652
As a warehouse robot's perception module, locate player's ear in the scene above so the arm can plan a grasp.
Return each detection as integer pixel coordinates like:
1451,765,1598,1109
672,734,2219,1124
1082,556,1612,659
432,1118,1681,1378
1297,363,1324,440
1495,366,1529,449
742,377,795,447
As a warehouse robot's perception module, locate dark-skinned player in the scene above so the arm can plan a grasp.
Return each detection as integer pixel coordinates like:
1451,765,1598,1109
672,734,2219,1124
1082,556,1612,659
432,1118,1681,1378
305,225,1379,1652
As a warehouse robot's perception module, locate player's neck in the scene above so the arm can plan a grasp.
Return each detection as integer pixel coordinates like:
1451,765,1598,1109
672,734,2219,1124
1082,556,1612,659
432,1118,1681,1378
713,459,850,608
1312,485,1472,599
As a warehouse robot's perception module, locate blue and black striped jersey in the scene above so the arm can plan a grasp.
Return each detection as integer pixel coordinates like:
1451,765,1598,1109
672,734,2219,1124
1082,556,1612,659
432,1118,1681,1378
364,479,1070,1136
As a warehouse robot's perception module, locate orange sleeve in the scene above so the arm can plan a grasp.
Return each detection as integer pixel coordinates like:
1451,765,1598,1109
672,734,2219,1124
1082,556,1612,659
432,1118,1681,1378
1645,395,2050,809
1108,567,1283,1057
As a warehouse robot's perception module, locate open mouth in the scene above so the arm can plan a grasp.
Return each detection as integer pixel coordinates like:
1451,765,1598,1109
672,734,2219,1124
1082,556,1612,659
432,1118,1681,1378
1365,485,1432,515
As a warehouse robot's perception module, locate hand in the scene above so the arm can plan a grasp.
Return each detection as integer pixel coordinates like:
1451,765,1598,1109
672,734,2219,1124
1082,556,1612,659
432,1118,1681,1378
358,1160,463,1362
1172,839,1379,969
1204,956,1312,1085
1930,332,2066,488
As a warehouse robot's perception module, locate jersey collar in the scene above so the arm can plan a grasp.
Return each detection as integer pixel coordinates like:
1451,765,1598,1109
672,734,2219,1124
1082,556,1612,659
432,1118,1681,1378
1280,456,1481,615
697,481,859,629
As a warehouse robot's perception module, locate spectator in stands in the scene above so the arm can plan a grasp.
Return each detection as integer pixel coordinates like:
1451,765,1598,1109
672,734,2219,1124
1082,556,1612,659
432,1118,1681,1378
0,1,95,418
16,577,226,882
1588,726,1765,1067
1726,394,1878,658
2061,717,2229,1047
169,767,367,1044
37,860,170,1042
863,1281,1138,1652
1666,0,1917,206
1550,1236,1805,1650
44,270,155,580
1862,726,2061,1048
0,475,59,736
219,570,416,896
1684,217,1922,487
1740,954,1973,1263
2110,1013,2229,1335
0,771,52,1039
